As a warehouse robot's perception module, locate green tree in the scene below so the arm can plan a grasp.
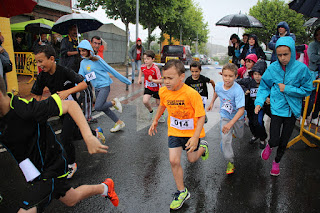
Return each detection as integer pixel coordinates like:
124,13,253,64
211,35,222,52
246,0,306,47
139,0,175,49
77,0,137,64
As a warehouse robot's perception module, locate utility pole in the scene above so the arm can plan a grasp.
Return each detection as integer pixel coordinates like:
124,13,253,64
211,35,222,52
180,26,182,45
136,0,139,41
196,33,198,54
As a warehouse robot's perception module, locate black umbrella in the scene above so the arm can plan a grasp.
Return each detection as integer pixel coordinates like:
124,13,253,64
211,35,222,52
289,0,320,18
216,14,263,28
52,13,103,35
303,17,320,27
25,23,52,35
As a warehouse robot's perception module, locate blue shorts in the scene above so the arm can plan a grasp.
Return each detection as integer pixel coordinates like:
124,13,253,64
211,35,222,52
168,136,200,151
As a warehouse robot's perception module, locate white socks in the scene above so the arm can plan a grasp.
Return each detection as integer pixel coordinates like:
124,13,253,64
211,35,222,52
101,183,109,196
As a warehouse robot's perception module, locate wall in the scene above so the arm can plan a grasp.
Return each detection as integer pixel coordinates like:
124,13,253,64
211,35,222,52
84,26,127,64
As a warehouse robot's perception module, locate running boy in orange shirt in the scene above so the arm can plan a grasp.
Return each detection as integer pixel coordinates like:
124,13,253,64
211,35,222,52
148,59,209,210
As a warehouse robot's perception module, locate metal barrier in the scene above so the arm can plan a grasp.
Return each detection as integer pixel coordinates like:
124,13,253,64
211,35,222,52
14,52,37,83
287,79,320,148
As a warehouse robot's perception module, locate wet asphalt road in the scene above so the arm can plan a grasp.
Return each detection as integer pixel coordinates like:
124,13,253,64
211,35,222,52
1,65,320,213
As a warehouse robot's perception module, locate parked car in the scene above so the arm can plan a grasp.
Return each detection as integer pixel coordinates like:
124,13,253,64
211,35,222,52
161,45,192,64
208,57,212,64
199,54,208,65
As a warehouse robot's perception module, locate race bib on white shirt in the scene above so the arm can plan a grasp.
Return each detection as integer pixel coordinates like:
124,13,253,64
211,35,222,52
145,80,158,88
170,116,194,130
222,102,233,114
201,96,207,105
250,88,258,98
65,94,74,101
85,72,96,82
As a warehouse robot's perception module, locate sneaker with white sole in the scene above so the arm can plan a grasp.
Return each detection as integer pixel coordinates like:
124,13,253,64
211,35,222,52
113,98,122,113
311,118,318,125
148,111,154,121
170,188,190,210
67,163,77,179
95,127,106,144
300,117,307,126
110,122,125,133
159,114,165,123
199,140,209,160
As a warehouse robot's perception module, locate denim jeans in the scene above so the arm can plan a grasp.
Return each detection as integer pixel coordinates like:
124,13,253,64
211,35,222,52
131,60,141,80
95,86,119,123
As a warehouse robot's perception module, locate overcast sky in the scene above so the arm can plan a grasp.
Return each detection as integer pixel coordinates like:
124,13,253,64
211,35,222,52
79,0,291,47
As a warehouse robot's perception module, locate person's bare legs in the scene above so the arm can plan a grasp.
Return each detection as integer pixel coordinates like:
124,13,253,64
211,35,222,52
143,94,152,112
187,146,205,163
169,147,184,191
59,184,104,207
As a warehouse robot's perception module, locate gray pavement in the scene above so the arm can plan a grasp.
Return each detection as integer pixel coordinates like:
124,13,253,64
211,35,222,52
1,65,320,213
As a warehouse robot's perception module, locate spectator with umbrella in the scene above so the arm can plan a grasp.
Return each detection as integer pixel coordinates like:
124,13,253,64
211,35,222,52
59,25,82,73
268,21,296,63
239,34,266,65
24,22,52,52
228,33,241,68
52,13,103,73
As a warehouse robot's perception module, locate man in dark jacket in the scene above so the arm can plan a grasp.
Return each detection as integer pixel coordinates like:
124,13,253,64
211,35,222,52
268,21,296,63
59,25,82,72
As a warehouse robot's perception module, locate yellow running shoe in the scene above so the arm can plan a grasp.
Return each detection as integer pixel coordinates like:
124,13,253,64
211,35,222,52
170,188,190,210
226,162,235,175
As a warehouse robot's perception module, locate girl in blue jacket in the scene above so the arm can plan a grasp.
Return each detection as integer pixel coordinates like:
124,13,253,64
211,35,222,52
78,40,131,133
255,37,313,176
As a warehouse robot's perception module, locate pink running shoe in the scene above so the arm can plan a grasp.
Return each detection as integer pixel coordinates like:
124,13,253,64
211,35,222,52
261,144,272,160
270,161,280,176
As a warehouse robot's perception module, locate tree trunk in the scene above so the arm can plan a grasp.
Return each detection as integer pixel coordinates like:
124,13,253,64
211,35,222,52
147,23,152,49
124,22,129,65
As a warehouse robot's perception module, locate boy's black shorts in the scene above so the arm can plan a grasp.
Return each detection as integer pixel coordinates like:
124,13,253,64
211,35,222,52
144,88,160,99
168,136,200,151
20,177,71,212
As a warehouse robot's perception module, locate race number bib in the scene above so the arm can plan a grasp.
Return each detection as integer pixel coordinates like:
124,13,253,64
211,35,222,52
222,102,233,114
65,94,74,101
85,72,96,82
145,80,158,88
201,96,207,105
170,116,194,130
250,88,258,98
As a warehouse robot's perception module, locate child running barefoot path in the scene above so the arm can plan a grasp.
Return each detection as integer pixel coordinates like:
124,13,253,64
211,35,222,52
255,37,313,176
0,76,119,213
148,59,209,210
138,50,165,122
78,40,131,133
207,63,245,175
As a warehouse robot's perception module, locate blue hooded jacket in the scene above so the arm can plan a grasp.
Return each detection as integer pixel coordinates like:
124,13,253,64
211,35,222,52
255,37,313,118
77,40,131,89
268,21,296,62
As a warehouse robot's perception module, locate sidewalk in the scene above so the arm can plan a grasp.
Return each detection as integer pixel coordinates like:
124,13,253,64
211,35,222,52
17,64,144,103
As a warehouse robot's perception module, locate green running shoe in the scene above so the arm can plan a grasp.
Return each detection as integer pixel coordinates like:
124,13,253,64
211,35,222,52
170,188,190,210
226,162,235,175
200,140,209,161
